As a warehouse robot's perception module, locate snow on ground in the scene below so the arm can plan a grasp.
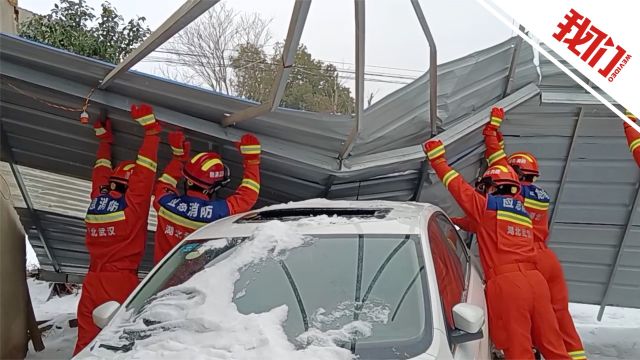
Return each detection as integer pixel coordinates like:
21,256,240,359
571,303,640,360
26,278,80,360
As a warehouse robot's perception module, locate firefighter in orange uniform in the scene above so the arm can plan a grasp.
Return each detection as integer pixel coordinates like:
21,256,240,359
623,110,640,167
74,104,161,354
423,139,570,360
152,132,261,263
484,107,586,360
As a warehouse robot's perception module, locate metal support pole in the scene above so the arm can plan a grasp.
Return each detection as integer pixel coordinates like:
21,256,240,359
410,0,438,201
548,107,583,233
222,0,311,127
411,0,438,137
1,131,61,272
597,180,640,320
502,25,526,98
338,0,365,160
99,0,222,89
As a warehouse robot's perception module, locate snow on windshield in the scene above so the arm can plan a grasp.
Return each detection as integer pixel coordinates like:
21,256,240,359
90,220,378,359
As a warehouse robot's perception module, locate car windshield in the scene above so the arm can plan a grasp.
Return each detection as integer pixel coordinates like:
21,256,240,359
91,224,432,359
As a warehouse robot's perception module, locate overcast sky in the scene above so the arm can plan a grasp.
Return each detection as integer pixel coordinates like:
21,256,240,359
20,0,515,105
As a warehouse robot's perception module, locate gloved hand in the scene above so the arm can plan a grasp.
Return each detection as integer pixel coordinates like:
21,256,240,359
93,118,113,143
488,106,505,130
423,139,446,164
168,131,190,161
131,103,161,135
236,133,261,165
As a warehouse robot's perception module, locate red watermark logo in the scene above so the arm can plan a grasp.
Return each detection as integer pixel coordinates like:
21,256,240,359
552,9,632,82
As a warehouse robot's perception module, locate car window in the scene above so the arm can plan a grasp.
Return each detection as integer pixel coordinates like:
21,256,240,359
427,214,467,332
103,234,433,359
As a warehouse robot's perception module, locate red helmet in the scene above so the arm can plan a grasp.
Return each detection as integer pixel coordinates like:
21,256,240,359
507,152,539,177
183,152,229,190
479,165,521,195
109,161,135,185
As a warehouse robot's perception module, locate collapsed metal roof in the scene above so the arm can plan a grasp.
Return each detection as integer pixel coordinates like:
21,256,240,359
1,32,638,316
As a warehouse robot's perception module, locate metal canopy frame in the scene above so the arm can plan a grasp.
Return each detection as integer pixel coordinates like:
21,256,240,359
1,131,60,272
99,0,222,89
221,0,311,127
548,107,584,230
598,183,640,320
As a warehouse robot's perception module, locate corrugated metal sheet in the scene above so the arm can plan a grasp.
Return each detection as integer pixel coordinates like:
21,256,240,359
1,34,638,311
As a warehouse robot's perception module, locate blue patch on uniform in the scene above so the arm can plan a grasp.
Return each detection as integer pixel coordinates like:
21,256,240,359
159,194,230,223
521,184,550,203
486,195,529,217
86,195,127,215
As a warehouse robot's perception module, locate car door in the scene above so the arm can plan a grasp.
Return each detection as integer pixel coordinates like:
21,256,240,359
428,213,489,360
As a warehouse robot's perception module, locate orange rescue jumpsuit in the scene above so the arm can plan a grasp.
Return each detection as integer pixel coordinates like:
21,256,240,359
152,156,260,263
485,129,586,360
430,157,570,360
75,129,159,354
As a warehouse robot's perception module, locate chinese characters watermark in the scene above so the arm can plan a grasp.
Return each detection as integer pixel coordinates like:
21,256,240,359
553,9,632,82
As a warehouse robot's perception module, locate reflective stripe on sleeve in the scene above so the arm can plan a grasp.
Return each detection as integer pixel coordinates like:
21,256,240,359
171,146,184,156
630,138,640,152
135,114,156,126
240,144,261,155
94,127,106,136
427,145,445,160
442,170,459,188
159,174,178,187
240,178,260,193
94,158,112,169
136,155,157,172
488,149,507,165
490,116,503,127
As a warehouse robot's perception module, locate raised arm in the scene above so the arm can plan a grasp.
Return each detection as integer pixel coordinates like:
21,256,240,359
424,140,487,225
226,134,261,215
91,119,113,198
624,110,640,167
125,104,161,215
153,131,190,211
483,107,510,168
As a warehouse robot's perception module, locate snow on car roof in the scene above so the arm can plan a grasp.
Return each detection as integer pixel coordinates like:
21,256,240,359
186,199,439,240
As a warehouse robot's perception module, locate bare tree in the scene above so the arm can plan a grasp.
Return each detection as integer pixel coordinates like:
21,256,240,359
160,3,272,94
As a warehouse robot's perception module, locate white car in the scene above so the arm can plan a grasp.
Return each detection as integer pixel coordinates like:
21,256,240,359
74,200,490,360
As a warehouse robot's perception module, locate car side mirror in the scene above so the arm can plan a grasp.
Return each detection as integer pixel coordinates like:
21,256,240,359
450,303,485,344
92,301,120,329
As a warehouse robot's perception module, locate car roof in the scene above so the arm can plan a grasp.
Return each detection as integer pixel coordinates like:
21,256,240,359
186,199,442,240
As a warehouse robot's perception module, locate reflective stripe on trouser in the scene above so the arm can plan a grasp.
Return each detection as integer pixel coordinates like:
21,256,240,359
486,268,571,360
568,350,587,360
535,246,587,358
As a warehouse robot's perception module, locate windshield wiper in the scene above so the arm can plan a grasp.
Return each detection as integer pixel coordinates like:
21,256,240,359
391,266,425,321
279,260,309,331
98,341,134,353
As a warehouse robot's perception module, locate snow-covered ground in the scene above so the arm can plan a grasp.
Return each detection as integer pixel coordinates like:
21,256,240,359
26,278,79,360
571,303,640,360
